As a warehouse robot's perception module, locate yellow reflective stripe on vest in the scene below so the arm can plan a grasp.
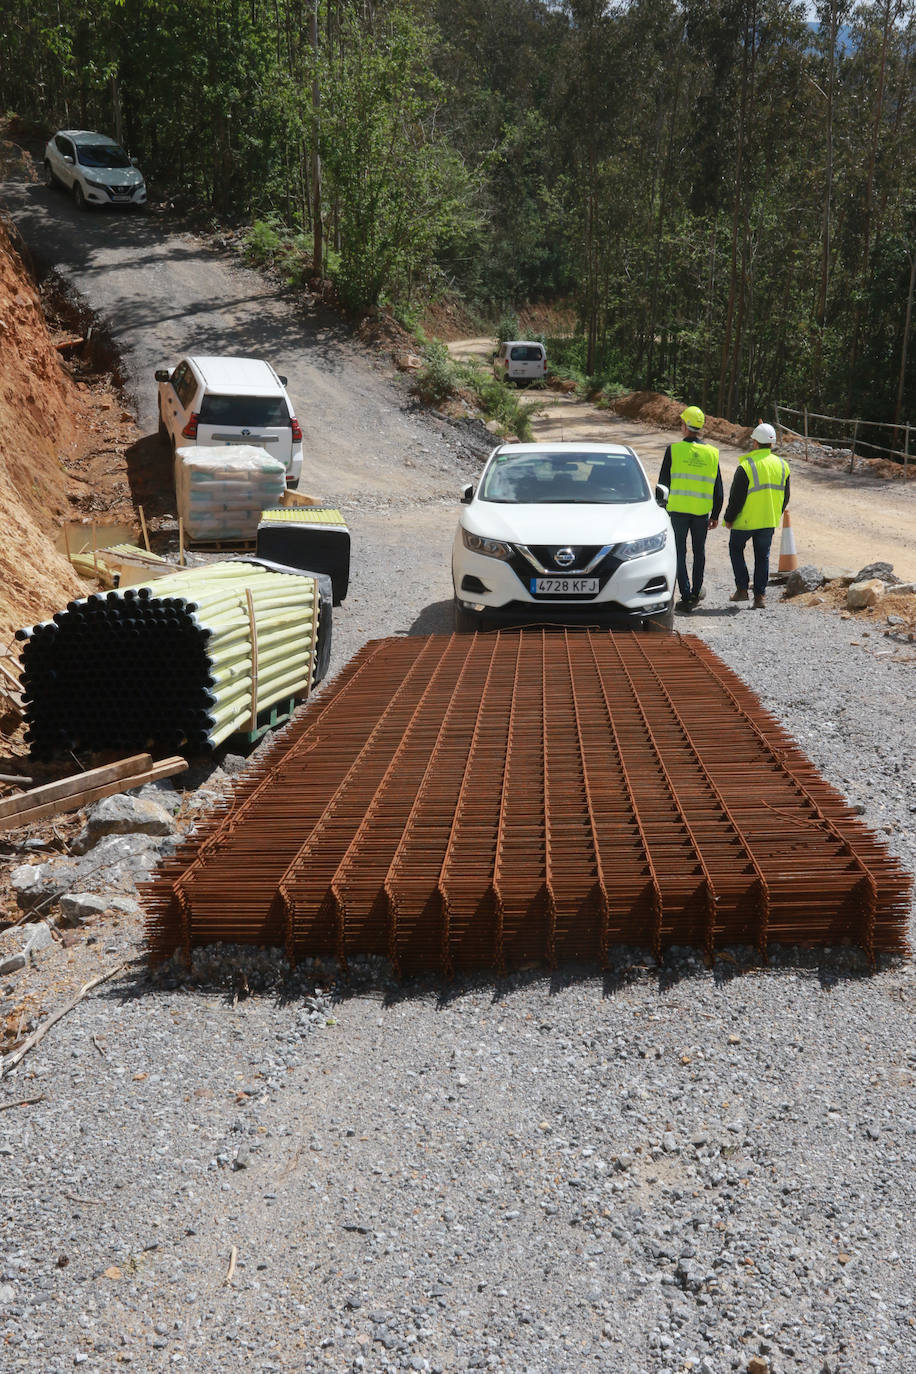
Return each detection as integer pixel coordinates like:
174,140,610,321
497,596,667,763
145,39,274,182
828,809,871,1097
666,440,719,516
732,450,789,530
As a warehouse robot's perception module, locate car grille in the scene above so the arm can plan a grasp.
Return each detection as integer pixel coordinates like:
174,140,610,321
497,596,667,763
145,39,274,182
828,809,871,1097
507,544,623,599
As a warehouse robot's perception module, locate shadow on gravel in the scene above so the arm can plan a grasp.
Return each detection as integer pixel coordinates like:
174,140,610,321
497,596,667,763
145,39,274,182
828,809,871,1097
123,432,175,520
95,940,888,1024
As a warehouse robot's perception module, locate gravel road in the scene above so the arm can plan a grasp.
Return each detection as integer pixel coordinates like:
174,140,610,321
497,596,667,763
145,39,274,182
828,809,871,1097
2,153,916,1374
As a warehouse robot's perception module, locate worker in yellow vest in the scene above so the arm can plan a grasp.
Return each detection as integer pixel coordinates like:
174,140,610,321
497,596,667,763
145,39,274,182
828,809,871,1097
723,423,791,610
658,405,722,613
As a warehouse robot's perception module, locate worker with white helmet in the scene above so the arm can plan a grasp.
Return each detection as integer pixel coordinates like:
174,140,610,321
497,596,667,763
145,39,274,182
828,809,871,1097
657,404,722,614
723,422,790,610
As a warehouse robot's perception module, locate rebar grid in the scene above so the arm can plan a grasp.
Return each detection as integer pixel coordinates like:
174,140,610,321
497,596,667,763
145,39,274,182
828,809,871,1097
143,631,912,971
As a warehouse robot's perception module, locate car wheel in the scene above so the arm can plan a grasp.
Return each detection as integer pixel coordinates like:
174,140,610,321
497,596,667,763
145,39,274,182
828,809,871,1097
452,599,482,633
43,161,55,190
73,181,88,210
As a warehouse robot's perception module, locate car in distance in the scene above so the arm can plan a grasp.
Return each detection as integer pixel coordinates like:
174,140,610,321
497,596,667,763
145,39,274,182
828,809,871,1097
493,340,547,385
155,355,303,487
452,441,675,630
43,130,147,209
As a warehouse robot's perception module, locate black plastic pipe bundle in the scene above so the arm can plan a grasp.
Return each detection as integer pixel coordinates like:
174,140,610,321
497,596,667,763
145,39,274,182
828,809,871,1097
16,561,330,758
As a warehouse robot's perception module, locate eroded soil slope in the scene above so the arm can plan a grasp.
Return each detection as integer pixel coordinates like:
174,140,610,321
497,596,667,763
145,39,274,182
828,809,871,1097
0,220,84,641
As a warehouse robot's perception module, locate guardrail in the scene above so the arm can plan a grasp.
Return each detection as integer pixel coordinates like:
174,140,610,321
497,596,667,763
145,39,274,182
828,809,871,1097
775,404,911,478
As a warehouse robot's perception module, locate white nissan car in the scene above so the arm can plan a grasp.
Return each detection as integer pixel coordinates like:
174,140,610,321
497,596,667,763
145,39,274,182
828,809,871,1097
452,442,675,630
43,130,147,209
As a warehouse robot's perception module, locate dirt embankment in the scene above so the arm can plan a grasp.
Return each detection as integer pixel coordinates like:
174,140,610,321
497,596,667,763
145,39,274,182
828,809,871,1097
0,221,143,646
0,221,86,641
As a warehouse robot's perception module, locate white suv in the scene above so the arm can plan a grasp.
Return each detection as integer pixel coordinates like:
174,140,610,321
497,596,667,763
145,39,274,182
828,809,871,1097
155,356,303,487
44,130,147,209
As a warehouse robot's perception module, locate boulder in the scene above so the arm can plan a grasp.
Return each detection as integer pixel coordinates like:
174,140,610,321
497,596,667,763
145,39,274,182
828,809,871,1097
847,579,885,610
21,921,53,957
11,833,170,912
822,567,856,585
74,794,178,853
784,565,823,596
59,892,144,925
854,560,898,584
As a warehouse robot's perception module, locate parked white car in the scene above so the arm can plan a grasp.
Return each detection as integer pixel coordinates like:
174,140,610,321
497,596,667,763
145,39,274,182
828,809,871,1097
452,442,675,629
155,355,303,487
493,340,547,385
43,130,146,209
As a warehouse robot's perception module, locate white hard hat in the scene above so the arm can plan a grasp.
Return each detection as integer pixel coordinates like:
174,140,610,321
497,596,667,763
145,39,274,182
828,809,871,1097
751,422,776,445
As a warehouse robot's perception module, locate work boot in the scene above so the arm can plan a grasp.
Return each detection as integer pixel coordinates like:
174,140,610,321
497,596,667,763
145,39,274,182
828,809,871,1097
675,598,693,615
688,587,707,607
729,588,749,602
753,594,766,609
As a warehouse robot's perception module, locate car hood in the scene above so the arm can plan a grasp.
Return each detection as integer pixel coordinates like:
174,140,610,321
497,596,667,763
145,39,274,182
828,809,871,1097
83,167,144,187
463,500,668,545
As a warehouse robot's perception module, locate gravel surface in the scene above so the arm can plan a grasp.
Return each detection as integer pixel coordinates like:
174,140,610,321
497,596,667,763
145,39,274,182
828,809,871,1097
2,149,916,1374
2,558,914,1374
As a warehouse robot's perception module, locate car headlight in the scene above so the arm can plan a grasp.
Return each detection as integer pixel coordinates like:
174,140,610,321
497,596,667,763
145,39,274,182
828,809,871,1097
612,531,667,560
461,528,513,560
82,177,109,189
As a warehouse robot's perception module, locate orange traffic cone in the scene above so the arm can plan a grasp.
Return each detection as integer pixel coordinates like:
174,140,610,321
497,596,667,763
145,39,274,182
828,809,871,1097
777,510,798,574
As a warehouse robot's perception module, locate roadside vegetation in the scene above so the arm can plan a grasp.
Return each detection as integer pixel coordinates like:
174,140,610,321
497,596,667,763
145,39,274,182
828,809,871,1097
3,1,915,429
413,341,540,441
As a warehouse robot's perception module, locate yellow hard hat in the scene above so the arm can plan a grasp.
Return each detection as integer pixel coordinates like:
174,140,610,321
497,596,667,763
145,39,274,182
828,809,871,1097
680,405,705,431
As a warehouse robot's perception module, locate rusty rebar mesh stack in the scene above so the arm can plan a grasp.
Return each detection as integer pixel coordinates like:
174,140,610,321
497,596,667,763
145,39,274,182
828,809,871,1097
143,630,913,972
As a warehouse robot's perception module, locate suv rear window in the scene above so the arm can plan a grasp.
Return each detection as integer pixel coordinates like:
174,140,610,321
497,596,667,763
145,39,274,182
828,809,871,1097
509,345,543,361
198,395,290,426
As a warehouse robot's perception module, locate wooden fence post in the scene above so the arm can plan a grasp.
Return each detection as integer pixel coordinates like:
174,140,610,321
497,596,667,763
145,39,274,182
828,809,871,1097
803,406,809,463
905,423,911,482
848,419,859,474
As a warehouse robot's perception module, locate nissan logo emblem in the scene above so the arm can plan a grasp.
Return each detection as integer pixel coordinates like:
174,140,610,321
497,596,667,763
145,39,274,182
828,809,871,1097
554,548,576,568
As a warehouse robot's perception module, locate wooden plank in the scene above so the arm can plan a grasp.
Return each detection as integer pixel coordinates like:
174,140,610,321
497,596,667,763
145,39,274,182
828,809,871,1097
0,753,152,821
0,756,187,833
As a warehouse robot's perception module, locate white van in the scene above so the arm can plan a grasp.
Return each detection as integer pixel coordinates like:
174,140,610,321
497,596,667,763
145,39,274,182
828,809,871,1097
493,340,548,385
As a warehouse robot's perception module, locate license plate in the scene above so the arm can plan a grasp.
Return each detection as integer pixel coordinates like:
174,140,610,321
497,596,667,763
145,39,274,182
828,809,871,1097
531,577,599,595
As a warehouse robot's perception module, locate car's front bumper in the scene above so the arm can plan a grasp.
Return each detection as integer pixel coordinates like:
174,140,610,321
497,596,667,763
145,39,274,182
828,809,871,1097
81,181,147,207
452,538,674,621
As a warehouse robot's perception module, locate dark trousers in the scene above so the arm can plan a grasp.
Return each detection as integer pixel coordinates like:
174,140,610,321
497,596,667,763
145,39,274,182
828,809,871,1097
669,512,709,602
729,527,775,596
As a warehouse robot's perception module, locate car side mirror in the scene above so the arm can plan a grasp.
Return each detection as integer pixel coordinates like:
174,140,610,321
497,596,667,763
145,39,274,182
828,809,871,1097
278,375,288,386
154,369,170,383
655,483,669,506
63,154,74,164
461,483,475,504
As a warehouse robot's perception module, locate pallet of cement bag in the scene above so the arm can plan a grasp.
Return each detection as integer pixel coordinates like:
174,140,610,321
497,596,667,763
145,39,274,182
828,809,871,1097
256,507,350,605
175,445,286,543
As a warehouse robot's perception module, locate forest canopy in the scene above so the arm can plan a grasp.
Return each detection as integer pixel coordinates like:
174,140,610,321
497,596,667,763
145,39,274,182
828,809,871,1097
2,0,914,426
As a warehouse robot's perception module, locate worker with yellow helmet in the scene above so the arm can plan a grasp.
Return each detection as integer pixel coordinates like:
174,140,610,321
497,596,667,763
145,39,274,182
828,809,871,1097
657,405,722,613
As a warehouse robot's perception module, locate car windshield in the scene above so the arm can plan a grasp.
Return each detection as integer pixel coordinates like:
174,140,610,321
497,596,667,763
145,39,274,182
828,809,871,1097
478,451,650,504
76,143,132,169
198,395,290,427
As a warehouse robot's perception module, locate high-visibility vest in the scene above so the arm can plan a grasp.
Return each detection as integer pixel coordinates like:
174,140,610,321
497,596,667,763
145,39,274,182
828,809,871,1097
666,439,720,516
732,448,790,530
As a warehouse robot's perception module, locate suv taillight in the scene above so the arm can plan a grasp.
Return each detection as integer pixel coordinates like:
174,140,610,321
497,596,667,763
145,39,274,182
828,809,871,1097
290,417,302,442
181,412,199,438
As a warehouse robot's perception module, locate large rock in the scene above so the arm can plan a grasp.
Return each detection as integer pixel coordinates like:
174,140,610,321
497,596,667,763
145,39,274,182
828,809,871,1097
11,833,171,911
59,892,143,925
784,565,823,596
847,579,885,610
854,560,898,584
74,794,178,854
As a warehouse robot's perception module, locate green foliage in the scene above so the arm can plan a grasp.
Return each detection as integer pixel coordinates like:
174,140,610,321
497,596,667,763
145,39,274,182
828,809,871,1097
2,0,915,425
495,311,520,346
414,341,458,405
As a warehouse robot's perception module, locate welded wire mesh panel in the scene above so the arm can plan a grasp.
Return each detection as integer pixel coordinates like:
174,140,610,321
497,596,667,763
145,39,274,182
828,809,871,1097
143,630,912,970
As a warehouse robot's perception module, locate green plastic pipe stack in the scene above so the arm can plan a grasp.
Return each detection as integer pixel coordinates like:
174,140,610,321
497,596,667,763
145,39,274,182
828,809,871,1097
18,562,323,757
